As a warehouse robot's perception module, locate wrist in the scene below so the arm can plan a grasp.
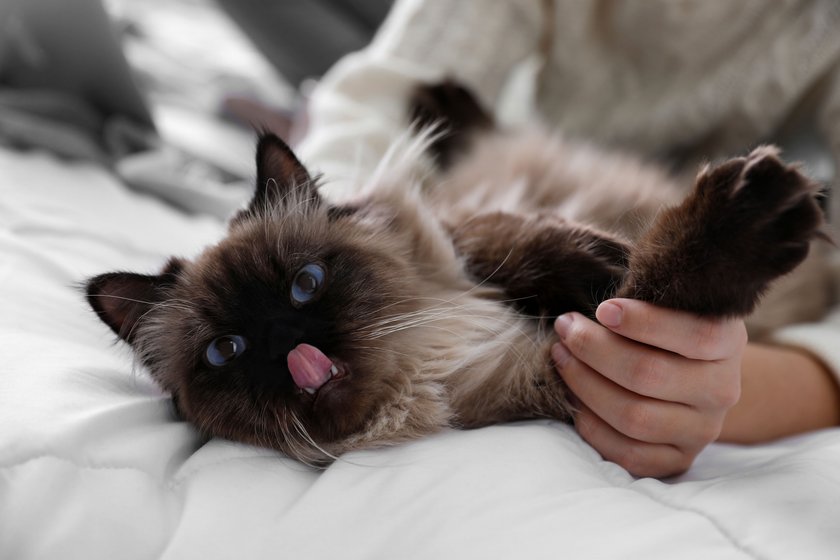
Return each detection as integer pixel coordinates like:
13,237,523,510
719,343,840,443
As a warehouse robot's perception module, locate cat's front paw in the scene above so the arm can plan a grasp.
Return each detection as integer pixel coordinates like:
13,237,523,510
620,146,825,316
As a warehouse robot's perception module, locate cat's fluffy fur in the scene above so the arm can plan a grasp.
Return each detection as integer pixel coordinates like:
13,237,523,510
86,82,827,466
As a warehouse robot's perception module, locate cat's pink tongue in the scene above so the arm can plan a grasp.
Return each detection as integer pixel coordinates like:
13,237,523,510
287,343,334,392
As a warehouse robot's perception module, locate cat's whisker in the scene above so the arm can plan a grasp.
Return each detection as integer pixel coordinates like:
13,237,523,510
361,251,515,319
351,252,522,330
360,311,531,345
359,302,519,332
277,408,318,469
441,247,516,304
361,301,549,370
257,399,280,450
270,406,317,469
359,315,494,340
288,410,342,467
351,345,419,361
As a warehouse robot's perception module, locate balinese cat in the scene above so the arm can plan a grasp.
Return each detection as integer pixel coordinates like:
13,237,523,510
86,82,826,466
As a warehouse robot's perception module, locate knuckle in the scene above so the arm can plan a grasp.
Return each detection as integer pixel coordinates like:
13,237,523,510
614,445,649,476
721,321,748,356
618,401,656,441
697,420,724,445
692,319,725,358
692,319,746,360
574,410,596,440
710,378,741,409
628,354,667,393
623,300,657,341
564,319,593,356
734,323,749,354
619,447,692,478
636,307,659,341
558,359,584,391
669,455,695,477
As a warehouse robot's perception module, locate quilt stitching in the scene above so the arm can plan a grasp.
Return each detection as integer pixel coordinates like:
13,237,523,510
625,484,761,560
584,454,761,559
0,451,305,491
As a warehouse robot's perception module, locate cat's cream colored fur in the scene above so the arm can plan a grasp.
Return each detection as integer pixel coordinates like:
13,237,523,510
92,123,831,466
323,125,832,459
312,130,571,457
419,128,832,339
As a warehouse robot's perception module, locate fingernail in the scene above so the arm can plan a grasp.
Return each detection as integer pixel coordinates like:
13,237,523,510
555,313,573,338
551,342,571,369
596,301,623,328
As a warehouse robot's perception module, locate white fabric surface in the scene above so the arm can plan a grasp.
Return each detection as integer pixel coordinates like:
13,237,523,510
2,147,840,559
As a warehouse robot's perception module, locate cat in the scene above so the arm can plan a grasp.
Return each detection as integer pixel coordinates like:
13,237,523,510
86,81,826,466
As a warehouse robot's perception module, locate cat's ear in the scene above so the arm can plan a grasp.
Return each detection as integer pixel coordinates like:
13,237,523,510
85,258,184,343
247,133,320,216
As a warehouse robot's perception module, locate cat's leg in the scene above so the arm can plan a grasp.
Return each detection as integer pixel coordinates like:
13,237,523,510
616,146,825,316
447,212,631,427
409,80,494,168
450,212,630,319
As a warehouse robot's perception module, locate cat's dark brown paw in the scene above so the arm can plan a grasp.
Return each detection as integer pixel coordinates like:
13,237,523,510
618,146,825,316
409,80,494,168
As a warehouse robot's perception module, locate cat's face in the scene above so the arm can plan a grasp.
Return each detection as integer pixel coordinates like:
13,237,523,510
86,135,453,465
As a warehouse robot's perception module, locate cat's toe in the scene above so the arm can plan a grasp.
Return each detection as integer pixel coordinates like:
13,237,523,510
737,147,820,212
703,146,824,278
738,148,823,241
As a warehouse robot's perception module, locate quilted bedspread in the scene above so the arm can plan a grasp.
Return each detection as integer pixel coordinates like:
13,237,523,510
2,148,839,560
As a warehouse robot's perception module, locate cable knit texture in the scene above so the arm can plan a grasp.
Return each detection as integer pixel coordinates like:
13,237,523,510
297,0,840,383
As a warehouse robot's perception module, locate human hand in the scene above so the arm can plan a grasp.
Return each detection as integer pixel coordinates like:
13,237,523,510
552,299,746,478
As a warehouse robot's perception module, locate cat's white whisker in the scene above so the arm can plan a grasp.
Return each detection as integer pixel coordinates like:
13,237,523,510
288,410,341,466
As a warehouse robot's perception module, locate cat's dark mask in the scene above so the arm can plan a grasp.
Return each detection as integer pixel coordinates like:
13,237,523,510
87,134,324,345
86,134,451,465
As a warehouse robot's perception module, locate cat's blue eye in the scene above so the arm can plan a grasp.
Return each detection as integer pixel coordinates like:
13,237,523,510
291,263,326,306
205,335,247,367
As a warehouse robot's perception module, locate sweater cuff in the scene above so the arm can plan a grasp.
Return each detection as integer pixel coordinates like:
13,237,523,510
378,0,542,107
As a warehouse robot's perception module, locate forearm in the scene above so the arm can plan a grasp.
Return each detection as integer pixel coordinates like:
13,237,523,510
719,343,840,443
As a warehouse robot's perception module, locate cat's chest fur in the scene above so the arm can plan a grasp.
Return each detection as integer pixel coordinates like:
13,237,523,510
358,129,683,428
85,81,829,466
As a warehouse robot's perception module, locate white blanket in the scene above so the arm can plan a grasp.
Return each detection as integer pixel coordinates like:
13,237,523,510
2,148,839,560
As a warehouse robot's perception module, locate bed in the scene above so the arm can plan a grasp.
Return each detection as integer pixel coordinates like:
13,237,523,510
2,1,840,559
2,142,840,558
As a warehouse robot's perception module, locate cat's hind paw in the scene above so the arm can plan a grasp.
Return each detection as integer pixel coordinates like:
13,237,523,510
408,80,493,168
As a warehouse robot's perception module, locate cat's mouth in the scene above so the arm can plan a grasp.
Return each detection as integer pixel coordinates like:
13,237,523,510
287,343,348,398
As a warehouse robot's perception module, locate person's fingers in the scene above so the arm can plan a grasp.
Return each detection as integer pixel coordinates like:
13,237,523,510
552,342,717,447
553,313,739,409
594,298,747,360
572,400,695,478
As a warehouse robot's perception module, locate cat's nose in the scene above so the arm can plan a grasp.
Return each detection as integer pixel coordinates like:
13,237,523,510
267,323,304,360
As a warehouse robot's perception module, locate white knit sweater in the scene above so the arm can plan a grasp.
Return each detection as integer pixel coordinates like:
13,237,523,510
298,0,840,383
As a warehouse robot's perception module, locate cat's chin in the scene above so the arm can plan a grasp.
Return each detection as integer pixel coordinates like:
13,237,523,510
296,357,374,442
300,358,350,404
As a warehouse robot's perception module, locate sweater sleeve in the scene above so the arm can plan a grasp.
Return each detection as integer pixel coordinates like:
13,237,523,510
295,0,543,202
779,64,840,386
769,291,840,388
